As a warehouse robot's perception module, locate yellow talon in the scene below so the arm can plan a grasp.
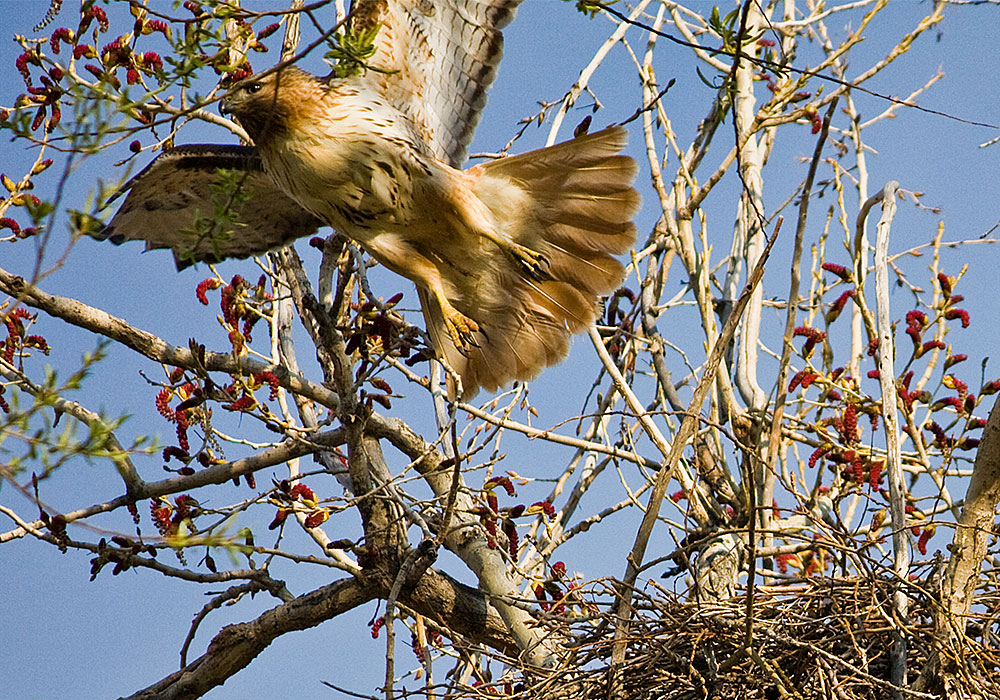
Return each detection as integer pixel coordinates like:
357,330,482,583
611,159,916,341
440,301,480,352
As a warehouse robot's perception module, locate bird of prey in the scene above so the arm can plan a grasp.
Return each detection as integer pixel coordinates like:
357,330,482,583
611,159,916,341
101,1,639,399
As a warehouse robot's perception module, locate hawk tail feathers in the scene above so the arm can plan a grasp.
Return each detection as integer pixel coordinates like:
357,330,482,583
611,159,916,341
435,126,640,400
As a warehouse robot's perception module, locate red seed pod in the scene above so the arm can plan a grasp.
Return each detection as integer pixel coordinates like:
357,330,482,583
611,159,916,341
944,308,970,329
32,106,47,132
793,326,826,356
369,377,393,395
533,583,549,611
918,340,945,356
289,483,315,502
924,421,950,448
842,404,858,445
268,508,289,530
90,6,110,32
175,417,190,451
22,335,50,354
901,371,914,391
155,389,176,421
808,445,829,469
905,309,927,328
788,369,806,392
142,52,163,72
145,20,169,37
937,272,954,296
50,28,75,54
531,500,556,519
228,329,245,354
821,263,850,280
826,289,856,322
162,446,189,463
964,394,977,413
194,276,222,306
945,354,967,369
670,490,686,503
252,371,280,400
775,553,794,574
503,519,518,558
256,22,280,39
852,455,864,484
304,509,329,528
917,526,935,555
868,460,883,490
485,476,516,497
223,395,254,412
957,437,980,451
0,218,21,236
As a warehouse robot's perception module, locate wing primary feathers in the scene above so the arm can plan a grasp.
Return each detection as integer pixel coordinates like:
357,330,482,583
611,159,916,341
99,145,321,269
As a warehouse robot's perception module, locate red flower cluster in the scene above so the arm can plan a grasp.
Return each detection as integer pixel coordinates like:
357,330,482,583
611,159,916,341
793,326,825,357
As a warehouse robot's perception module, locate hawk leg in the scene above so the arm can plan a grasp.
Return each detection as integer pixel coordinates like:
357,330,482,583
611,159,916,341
447,176,549,280
435,292,480,352
364,236,480,352
482,233,550,281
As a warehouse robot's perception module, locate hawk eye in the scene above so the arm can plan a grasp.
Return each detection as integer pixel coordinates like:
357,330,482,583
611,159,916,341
244,82,263,94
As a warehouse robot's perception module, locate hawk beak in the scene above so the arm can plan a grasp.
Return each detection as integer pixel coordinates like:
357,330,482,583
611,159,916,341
219,97,232,116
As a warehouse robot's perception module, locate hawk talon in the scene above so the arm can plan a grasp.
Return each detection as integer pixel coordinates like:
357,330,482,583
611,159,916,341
443,307,480,353
506,242,549,281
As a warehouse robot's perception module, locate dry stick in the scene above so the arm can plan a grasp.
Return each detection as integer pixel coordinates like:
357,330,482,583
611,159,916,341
0,267,341,411
545,0,654,146
936,395,1000,681
0,362,142,495
861,181,909,695
753,98,839,634
606,219,782,697
587,328,711,529
595,1,990,129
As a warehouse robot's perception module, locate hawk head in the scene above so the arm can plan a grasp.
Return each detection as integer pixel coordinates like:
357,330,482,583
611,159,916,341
221,66,321,144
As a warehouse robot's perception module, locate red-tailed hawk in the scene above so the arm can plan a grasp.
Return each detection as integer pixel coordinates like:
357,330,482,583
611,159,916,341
101,1,639,399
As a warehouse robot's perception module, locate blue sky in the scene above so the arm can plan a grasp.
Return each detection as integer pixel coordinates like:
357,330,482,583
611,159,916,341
3,2,1000,698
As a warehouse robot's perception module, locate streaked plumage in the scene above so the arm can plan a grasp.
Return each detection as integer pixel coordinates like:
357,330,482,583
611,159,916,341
100,1,639,398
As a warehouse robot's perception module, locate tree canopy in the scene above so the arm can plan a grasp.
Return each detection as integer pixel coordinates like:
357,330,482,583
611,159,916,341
3,2,1000,699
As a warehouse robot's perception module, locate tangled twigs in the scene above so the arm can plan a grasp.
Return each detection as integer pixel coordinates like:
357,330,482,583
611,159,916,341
396,576,999,700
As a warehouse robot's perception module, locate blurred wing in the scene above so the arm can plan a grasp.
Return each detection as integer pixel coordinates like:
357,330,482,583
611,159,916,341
98,145,322,269
351,0,522,166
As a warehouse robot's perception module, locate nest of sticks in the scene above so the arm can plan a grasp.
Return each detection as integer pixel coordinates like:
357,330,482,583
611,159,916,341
431,575,1000,700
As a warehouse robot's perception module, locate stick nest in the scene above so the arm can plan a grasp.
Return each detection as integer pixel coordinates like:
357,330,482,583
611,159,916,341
427,575,1000,700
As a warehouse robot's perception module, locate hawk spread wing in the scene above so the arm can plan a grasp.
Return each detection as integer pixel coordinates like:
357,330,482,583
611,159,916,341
100,1,639,399
99,145,321,269
351,0,521,166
